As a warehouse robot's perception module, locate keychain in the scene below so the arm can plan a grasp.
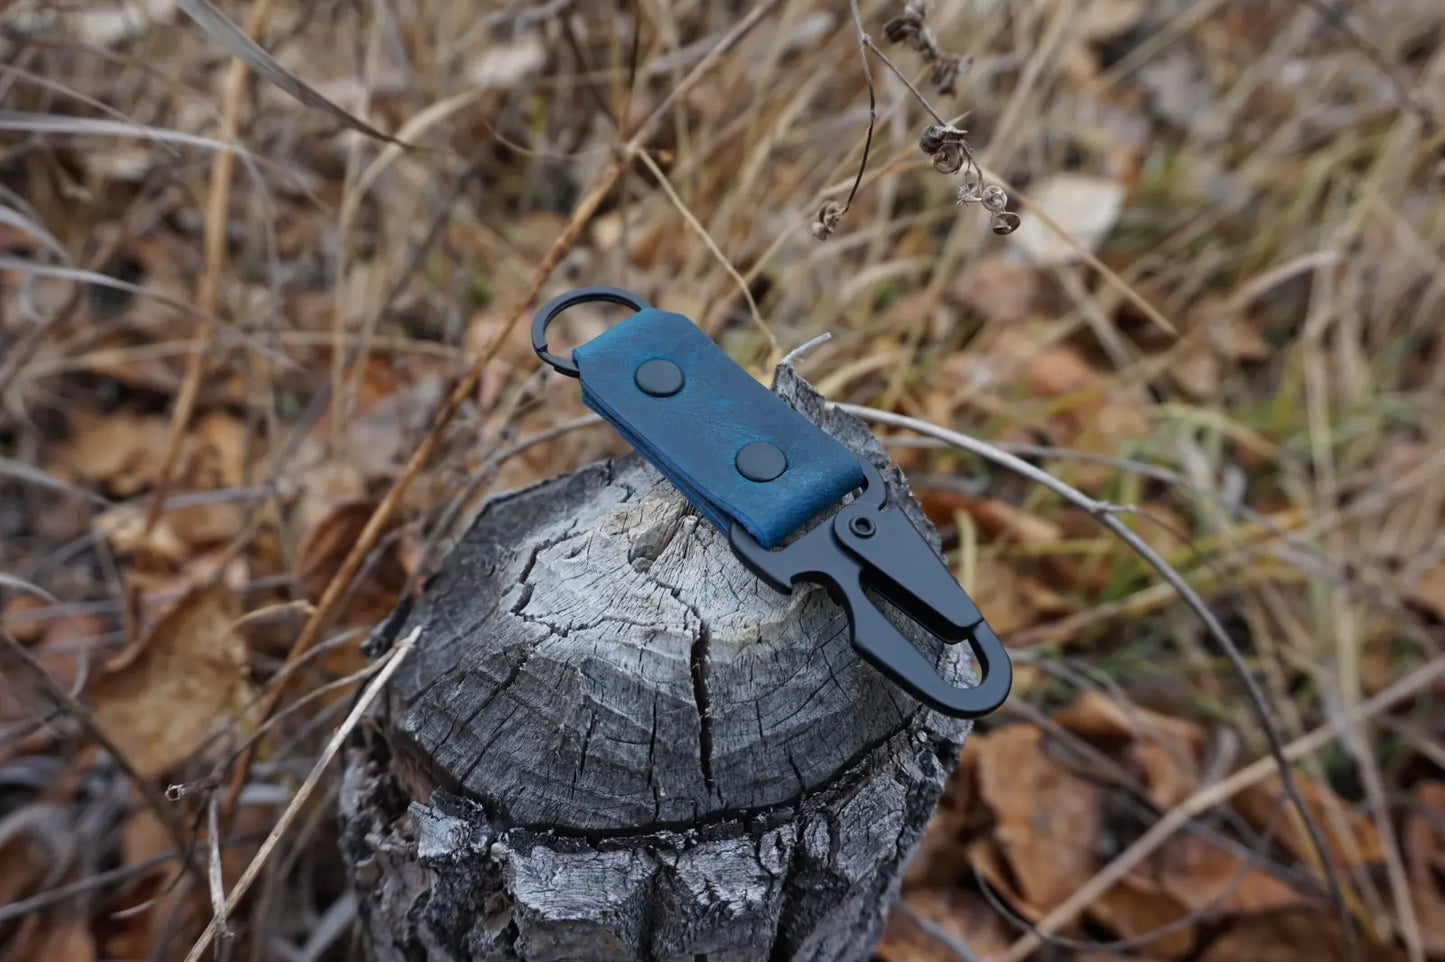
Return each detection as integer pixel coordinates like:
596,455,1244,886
531,285,1011,719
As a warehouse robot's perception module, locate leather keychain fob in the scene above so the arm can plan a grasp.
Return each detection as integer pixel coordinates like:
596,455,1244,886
532,286,1011,719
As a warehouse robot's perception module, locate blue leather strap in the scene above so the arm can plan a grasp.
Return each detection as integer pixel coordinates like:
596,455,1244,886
572,309,865,548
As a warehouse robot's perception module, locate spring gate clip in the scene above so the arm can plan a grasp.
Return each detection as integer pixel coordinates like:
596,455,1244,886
531,286,1012,719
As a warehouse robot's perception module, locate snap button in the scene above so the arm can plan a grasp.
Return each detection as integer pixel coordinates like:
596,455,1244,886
634,358,684,397
735,441,787,482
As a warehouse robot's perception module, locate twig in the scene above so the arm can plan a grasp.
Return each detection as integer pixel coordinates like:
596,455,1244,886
183,626,418,962
206,793,230,940
220,0,785,814
835,403,1357,960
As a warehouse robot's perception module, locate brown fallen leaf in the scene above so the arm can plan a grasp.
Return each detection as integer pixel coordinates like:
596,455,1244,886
877,888,1014,962
1088,871,1197,961
86,583,249,778
1152,833,1306,916
974,724,1102,911
9,916,95,962
948,253,1044,327
1235,772,1385,870
1195,908,1405,962
1404,781,1445,957
1052,691,1205,809
48,410,173,496
296,499,413,631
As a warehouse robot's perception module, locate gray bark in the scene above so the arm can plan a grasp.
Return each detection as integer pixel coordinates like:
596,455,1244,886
339,365,975,962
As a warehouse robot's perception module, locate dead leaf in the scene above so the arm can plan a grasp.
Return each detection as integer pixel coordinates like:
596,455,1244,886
1195,909,1404,962
1088,872,1197,960
1235,773,1384,869
1009,174,1127,266
1052,691,1205,809
49,411,172,496
1404,781,1445,957
1152,834,1307,916
2,592,49,644
86,583,249,778
974,725,1101,910
952,253,1043,327
961,564,1073,636
1,609,105,723
877,888,1014,962
10,916,95,962
296,500,412,630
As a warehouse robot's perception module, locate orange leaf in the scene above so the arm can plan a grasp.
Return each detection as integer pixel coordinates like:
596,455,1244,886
974,725,1101,910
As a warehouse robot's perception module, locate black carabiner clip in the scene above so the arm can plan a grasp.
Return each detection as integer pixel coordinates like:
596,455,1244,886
729,459,1011,719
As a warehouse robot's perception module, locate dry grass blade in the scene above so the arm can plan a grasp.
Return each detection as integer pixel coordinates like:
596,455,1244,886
0,110,276,168
633,148,776,356
0,257,295,366
174,0,406,146
0,457,111,504
0,573,59,604
0,203,68,262
182,626,419,962
837,402,1358,960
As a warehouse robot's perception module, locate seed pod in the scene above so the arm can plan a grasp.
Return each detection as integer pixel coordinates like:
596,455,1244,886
812,200,847,241
918,124,947,155
981,185,1008,212
932,141,964,174
991,212,1021,235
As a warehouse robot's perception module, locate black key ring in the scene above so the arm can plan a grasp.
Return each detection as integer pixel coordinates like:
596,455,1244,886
531,285,653,379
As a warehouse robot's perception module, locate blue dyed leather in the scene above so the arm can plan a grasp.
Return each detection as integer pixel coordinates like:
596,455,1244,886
573,309,865,548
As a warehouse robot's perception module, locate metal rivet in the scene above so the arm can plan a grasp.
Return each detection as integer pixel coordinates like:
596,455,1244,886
848,516,876,538
735,441,787,483
634,358,684,397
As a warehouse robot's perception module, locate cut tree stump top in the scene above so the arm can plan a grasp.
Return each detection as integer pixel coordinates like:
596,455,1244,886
375,366,974,834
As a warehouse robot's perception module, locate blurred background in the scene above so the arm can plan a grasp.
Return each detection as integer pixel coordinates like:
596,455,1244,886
0,1,1442,960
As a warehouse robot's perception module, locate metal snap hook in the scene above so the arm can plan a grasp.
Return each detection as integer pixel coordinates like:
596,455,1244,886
531,285,652,378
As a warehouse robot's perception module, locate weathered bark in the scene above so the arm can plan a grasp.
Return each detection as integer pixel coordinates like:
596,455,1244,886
339,366,976,962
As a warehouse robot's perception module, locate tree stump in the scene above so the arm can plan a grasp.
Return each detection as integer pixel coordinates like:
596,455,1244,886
339,365,977,962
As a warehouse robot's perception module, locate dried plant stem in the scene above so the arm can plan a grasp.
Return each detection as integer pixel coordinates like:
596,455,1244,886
844,0,876,213
183,627,417,962
220,0,784,814
634,148,777,356
146,0,277,533
836,403,1358,961
862,35,945,125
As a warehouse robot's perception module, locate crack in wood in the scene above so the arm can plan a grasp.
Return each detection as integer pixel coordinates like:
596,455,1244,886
689,622,715,791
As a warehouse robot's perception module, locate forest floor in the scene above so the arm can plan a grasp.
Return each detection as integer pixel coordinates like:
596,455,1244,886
1,1,1443,961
